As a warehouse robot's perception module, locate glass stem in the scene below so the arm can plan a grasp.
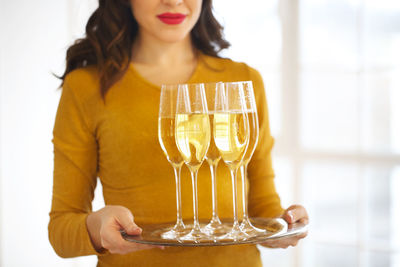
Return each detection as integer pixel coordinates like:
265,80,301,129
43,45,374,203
240,164,249,221
173,165,184,228
190,169,201,231
209,162,220,222
230,167,240,229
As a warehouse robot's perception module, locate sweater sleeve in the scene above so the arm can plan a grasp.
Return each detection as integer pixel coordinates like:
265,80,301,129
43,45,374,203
48,80,103,257
246,68,284,218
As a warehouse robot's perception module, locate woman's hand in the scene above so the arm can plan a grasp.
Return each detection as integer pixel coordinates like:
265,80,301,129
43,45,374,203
260,204,309,249
86,205,163,254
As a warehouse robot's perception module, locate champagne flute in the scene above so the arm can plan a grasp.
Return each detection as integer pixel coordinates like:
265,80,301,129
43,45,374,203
214,82,250,241
238,81,266,236
175,83,211,242
158,84,186,239
202,82,230,236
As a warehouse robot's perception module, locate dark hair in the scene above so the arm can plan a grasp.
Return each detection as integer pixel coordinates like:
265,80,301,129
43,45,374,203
59,0,230,98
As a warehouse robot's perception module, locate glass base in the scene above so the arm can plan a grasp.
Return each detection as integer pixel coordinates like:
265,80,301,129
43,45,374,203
160,222,188,239
240,218,267,236
217,224,250,242
202,218,231,236
179,228,213,243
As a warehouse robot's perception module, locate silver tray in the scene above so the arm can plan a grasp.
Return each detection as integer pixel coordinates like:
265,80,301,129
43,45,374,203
121,217,308,247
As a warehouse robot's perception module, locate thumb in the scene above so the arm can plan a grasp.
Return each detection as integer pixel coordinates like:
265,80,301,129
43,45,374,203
282,209,295,224
282,205,308,224
116,209,142,235
124,221,142,236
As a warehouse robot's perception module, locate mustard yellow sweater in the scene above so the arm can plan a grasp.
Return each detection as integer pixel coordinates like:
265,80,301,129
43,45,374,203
49,53,283,267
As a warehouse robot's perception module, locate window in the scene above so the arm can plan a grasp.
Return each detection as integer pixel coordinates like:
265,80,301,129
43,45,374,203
217,0,400,266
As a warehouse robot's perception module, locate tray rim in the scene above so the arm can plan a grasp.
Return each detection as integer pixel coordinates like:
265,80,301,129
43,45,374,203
121,217,308,247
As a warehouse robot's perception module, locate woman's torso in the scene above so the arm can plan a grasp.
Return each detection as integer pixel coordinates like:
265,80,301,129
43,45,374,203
69,53,264,267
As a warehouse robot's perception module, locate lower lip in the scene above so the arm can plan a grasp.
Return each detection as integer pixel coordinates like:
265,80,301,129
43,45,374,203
157,16,186,25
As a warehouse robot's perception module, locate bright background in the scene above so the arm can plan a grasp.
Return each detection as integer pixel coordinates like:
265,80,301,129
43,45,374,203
1,0,399,266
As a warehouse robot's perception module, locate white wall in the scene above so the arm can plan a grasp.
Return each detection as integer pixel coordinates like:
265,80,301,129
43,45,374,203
0,1,98,266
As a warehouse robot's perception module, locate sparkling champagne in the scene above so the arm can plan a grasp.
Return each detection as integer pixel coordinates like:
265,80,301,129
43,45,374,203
175,113,211,170
158,117,184,167
213,112,249,168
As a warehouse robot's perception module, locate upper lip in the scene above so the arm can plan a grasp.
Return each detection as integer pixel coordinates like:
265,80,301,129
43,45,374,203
157,12,187,19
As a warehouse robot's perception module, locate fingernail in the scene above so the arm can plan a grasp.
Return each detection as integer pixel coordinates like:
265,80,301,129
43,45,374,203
288,211,294,222
131,226,142,233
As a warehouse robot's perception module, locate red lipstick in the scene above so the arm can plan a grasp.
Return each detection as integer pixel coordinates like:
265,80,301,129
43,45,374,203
157,13,187,25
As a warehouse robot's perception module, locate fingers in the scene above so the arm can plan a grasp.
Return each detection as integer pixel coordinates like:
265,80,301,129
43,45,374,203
100,218,163,254
260,232,308,249
261,238,292,249
101,226,161,254
282,205,309,224
98,205,164,255
265,204,308,249
114,207,142,235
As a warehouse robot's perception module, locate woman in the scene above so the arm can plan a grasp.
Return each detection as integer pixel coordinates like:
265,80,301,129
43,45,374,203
48,0,308,266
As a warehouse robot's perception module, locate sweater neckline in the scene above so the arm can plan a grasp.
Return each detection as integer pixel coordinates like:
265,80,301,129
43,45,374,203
128,52,204,89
